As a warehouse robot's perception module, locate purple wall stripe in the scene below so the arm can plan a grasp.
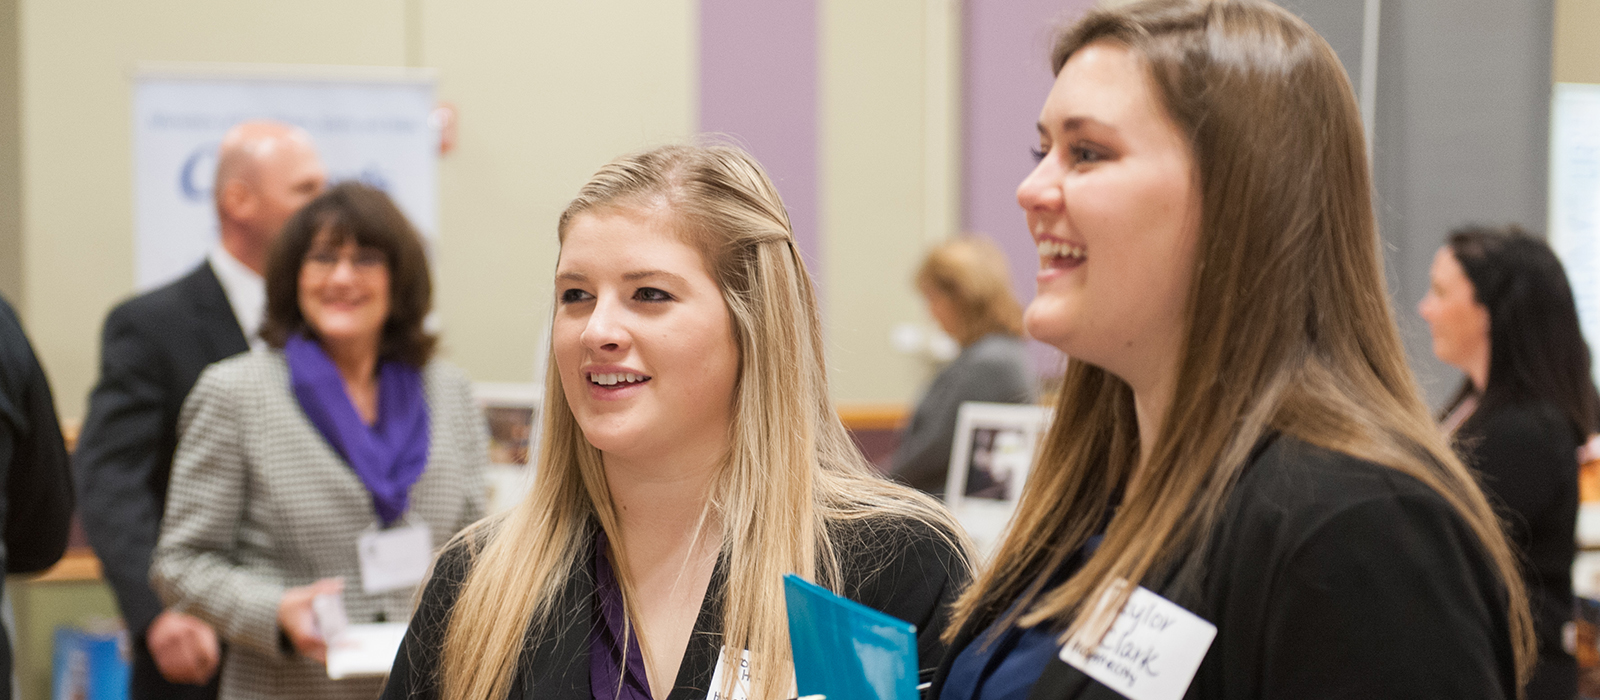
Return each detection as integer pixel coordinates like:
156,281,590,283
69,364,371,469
963,0,1094,373
698,0,821,286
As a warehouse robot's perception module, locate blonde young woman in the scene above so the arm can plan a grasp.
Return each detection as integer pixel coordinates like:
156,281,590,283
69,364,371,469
890,238,1035,496
382,145,972,700
930,2,1534,699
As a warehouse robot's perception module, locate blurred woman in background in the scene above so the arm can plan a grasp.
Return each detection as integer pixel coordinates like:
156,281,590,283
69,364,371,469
153,182,488,699
931,1,1535,698
891,237,1035,496
383,144,970,700
1420,224,1600,700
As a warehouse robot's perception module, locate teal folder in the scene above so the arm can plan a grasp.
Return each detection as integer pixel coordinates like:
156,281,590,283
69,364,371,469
783,573,920,700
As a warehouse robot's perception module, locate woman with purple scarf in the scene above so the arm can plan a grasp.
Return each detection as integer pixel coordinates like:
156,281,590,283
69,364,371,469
152,182,489,699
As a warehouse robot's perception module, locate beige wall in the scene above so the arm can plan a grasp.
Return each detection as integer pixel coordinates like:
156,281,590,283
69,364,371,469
21,0,407,420
1555,0,1600,83
421,1,695,392
17,0,695,421
15,0,940,420
821,0,959,404
15,0,1599,419
0,0,18,304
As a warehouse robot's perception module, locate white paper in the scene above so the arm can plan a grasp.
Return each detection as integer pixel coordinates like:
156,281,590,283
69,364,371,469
311,591,349,641
325,622,410,680
705,649,796,700
1578,503,1600,548
1059,584,1217,700
357,523,433,594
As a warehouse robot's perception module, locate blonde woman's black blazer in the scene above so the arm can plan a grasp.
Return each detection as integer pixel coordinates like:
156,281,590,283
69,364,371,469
382,513,970,700
929,434,1518,700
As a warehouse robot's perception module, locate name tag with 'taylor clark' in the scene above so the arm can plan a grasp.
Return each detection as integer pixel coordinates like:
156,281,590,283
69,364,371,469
1059,582,1216,700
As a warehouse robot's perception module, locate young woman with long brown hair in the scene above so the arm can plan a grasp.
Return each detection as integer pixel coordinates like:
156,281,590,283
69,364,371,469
930,2,1535,698
381,144,971,700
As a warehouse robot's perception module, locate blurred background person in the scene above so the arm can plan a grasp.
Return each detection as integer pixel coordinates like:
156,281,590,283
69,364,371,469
890,237,1034,496
382,144,970,700
75,120,326,698
0,293,74,700
152,182,488,698
1419,224,1599,700
933,3,1536,697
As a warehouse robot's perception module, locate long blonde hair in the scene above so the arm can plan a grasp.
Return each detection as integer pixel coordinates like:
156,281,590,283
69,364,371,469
439,144,969,700
947,0,1536,688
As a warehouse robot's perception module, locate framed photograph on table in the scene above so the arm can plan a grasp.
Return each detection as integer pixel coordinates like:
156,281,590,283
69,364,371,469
473,382,543,513
944,402,1052,558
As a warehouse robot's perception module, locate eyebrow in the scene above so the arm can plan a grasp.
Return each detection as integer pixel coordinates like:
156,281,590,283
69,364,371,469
553,269,689,285
1038,116,1106,134
623,269,688,285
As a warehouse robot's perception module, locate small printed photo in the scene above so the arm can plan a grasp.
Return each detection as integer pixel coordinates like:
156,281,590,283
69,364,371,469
964,427,1032,501
944,402,1052,558
485,406,535,467
944,402,1052,508
473,383,544,514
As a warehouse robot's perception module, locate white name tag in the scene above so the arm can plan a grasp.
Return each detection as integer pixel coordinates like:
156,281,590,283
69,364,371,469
1059,583,1216,700
705,649,796,700
357,523,433,594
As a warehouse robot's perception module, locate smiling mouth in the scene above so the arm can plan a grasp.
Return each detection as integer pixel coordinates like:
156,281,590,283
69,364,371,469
587,372,651,387
1037,239,1086,268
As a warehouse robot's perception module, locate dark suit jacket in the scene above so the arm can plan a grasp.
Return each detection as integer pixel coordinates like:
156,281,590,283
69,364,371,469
382,514,971,699
0,294,73,575
74,262,248,641
0,294,74,700
931,434,1518,700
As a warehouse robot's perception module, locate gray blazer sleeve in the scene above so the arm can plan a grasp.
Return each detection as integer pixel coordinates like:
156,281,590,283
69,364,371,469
890,338,1035,494
151,364,288,658
439,365,489,533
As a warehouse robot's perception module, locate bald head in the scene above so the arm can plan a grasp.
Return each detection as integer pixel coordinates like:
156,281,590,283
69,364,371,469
214,120,328,273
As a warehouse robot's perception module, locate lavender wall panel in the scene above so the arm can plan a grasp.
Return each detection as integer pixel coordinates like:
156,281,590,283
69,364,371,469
699,0,821,282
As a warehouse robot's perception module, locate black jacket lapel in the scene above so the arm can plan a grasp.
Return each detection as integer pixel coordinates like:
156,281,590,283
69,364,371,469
665,555,730,700
519,541,598,700
185,262,250,362
1027,661,1096,700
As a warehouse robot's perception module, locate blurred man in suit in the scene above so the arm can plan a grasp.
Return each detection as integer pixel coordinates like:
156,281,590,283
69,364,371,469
75,120,326,698
0,294,74,700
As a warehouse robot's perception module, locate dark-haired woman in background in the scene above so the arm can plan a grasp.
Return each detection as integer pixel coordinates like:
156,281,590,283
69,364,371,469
1420,224,1600,700
152,182,488,699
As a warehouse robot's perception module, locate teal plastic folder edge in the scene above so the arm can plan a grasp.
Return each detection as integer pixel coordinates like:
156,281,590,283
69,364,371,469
783,573,920,700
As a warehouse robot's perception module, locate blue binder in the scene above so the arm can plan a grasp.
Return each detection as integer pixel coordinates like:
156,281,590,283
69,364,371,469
783,573,920,700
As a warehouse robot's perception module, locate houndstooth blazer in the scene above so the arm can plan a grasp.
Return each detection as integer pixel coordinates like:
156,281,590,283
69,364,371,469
152,349,488,700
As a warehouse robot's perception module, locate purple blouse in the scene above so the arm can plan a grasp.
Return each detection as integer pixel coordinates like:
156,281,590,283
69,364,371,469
591,529,655,700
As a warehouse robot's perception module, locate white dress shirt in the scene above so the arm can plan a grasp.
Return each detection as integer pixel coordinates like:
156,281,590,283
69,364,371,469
207,247,266,350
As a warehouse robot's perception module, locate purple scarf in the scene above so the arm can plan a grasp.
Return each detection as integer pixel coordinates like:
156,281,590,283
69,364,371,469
591,528,654,700
285,334,430,527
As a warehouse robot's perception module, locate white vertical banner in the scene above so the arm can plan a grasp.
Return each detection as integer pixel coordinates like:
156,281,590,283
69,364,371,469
1550,83,1600,384
133,63,437,291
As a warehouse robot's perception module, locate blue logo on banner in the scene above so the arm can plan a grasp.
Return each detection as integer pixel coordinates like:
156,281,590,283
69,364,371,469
353,167,390,192
179,143,220,203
